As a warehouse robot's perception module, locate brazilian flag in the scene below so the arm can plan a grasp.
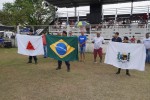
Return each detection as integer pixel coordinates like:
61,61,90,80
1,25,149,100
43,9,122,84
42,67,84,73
46,35,78,61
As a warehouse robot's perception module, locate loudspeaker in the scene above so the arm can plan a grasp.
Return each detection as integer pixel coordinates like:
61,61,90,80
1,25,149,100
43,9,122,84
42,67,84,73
87,13,101,24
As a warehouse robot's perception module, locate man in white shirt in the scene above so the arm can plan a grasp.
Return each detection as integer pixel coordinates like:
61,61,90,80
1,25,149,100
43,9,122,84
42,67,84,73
92,32,105,63
142,33,150,63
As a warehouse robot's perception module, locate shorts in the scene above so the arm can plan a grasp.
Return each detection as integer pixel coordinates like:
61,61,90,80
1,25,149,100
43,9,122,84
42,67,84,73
93,48,103,57
80,46,86,54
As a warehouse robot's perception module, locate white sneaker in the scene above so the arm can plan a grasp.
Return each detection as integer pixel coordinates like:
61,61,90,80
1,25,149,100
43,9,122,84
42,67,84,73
94,61,97,63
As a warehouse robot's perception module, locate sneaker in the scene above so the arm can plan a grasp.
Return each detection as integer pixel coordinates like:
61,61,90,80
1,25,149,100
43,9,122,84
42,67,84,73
116,72,120,74
94,61,97,63
67,69,70,72
56,68,61,70
79,60,82,62
100,60,102,63
27,61,32,63
35,60,37,64
126,73,131,76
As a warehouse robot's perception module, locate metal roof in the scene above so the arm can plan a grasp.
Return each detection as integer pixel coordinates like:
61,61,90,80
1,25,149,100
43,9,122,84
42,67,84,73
46,0,148,7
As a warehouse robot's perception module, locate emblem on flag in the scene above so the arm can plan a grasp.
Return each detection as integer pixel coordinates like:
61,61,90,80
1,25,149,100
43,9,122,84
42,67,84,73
50,39,75,58
117,52,130,63
26,41,35,50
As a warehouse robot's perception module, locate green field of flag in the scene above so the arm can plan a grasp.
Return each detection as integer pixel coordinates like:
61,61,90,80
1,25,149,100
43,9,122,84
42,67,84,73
46,35,78,61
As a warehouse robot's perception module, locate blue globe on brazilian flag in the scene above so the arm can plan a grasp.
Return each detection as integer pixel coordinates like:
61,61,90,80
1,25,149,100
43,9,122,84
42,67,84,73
46,35,78,61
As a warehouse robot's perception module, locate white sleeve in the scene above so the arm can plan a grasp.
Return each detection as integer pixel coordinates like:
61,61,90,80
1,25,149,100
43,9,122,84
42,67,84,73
93,37,96,42
141,39,144,43
102,37,105,43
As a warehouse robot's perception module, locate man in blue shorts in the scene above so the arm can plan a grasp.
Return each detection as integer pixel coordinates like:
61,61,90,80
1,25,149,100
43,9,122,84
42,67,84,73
142,33,150,63
78,31,87,62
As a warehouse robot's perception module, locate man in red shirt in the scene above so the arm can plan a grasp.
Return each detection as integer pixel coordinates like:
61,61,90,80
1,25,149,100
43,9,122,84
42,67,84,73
42,33,47,58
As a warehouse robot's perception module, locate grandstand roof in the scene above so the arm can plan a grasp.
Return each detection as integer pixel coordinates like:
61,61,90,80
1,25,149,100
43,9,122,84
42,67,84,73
46,0,147,7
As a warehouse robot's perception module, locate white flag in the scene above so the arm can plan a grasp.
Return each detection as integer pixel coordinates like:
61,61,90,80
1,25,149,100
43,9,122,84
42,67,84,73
16,34,44,56
104,42,146,71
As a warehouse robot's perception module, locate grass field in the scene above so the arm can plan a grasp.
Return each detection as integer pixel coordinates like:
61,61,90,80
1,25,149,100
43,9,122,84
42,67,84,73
0,48,150,100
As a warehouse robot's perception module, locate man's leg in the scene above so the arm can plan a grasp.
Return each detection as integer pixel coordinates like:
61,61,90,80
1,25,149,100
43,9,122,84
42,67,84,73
80,53,82,62
82,47,86,62
126,69,130,76
94,49,97,63
146,49,148,63
65,61,70,72
83,53,85,62
98,48,103,63
43,46,47,58
148,50,150,63
28,56,32,63
56,60,62,70
80,47,83,62
33,56,37,64
116,68,121,74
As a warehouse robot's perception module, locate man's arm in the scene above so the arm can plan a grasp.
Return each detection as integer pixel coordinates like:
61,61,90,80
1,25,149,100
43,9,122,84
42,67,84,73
81,37,87,46
92,37,95,43
102,37,105,44
120,38,122,42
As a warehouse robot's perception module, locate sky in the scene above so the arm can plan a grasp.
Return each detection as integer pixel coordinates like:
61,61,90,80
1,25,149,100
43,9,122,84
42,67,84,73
0,0,14,9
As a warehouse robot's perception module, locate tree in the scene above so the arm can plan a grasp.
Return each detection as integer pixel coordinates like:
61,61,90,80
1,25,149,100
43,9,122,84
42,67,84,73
0,0,56,26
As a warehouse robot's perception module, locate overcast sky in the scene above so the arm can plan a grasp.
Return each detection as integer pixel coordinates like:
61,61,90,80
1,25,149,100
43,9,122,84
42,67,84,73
0,0,14,9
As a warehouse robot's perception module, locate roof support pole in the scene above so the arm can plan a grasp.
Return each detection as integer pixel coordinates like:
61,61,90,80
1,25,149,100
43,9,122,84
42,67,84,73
77,11,79,22
75,7,77,17
88,3,102,24
131,0,134,16
147,6,149,21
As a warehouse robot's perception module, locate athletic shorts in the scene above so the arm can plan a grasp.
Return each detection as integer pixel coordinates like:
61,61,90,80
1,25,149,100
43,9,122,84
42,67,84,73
80,46,86,53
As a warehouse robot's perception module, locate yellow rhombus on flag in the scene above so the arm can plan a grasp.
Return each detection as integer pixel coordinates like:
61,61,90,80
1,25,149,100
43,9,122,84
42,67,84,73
50,39,75,58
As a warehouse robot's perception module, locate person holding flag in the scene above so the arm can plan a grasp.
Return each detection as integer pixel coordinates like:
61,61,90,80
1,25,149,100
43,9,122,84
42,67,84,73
27,29,38,64
46,31,78,72
112,33,130,76
112,32,122,42
117,36,131,76
56,31,70,72
112,32,123,75
17,29,44,64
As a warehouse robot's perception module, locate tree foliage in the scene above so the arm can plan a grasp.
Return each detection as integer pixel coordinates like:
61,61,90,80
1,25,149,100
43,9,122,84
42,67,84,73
0,0,56,26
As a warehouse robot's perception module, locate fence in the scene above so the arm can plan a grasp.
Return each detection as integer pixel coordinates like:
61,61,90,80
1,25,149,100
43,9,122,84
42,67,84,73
18,23,150,42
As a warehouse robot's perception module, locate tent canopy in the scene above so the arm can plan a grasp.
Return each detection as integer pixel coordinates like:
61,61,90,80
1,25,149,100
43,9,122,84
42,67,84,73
46,0,147,7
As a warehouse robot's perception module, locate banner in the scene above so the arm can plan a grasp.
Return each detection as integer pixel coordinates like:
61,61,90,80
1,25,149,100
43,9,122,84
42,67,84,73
16,34,44,56
46,35,78,61
104,42,146,71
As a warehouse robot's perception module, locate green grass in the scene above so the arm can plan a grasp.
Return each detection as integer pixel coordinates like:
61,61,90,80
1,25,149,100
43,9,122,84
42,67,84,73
0,48,150,100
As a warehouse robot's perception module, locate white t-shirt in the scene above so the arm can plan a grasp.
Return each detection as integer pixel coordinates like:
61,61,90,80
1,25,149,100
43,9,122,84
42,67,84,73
142,37,150,49
93,37,104,49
